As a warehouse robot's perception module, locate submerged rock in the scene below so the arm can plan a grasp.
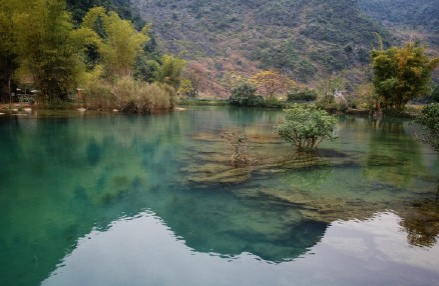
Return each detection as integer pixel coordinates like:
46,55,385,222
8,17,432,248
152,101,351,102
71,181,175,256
181,131,360,185
187,166,251,184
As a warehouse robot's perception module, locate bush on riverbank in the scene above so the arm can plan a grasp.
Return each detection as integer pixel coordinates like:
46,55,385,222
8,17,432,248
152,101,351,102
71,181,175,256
82,77,176,113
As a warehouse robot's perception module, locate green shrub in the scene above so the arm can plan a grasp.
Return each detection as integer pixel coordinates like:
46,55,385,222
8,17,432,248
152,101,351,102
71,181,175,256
261,97,285,108
415,103,439,151
287,88,317,102
229,83,264,107
430,85,439,103
276,104,338,151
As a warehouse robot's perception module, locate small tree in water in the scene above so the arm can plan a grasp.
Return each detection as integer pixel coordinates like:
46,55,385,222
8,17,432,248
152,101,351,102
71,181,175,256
276,104,338,151
221,130,250,167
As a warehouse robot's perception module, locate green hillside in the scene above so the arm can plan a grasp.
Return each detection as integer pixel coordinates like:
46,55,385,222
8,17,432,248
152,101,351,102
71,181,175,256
66,0,145,28
134,0,394,95
357,0,439,45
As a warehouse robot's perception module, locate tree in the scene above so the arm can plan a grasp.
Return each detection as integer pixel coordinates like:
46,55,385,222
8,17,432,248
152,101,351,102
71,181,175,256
315,74,347,111
221,130,250,167
82,7,150,78
223,72,247,93
155,54,186,89
430,84,439,103
0,0,18,98
250,70,295,98
183,64,204,97
415,103,439,152
371,38,439,110
229,83,263,107
354,83,378,110
178,79,194,97
287,87,317,102
11,0,86,101
276,104,338,151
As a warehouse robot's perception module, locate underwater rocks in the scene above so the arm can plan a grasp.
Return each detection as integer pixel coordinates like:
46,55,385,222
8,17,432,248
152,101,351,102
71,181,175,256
257,188,383,223
183,164,251,184
179,130,436,225
181,148,355,186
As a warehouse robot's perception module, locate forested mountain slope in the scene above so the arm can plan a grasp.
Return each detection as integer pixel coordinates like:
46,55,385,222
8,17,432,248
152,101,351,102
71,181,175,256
357,0,439,45
66,0,145,28
133,0,393,94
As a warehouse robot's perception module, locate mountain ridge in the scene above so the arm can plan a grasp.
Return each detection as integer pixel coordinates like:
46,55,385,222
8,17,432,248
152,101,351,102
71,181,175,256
133,0,437,96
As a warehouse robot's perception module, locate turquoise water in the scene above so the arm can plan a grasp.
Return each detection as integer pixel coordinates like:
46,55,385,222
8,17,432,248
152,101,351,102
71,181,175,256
0,107,438,286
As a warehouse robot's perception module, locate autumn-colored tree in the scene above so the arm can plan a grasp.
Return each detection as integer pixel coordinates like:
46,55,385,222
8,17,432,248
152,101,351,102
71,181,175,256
250,70,295,98
223,72,247,93
371,37,439,110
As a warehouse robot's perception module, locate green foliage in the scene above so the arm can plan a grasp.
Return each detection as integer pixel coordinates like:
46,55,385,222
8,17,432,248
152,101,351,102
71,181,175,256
287,87,317,102
261,97,284,108
66,0,146,30
155,54,186,89
354,83,379,110
371,40,438,110
0,1,181,107
315,75,348,111
82,7,150,77
415,103,439,151
276,104,338,151
177,98,229,106
178,79,196,98
430,84,439,103
0,0,18,90
134,57,160,82
11,0,85,101
229,83,263,107
358,0,439,45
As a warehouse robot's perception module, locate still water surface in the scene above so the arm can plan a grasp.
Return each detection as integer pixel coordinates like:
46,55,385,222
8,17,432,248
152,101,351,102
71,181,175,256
0,107,438,286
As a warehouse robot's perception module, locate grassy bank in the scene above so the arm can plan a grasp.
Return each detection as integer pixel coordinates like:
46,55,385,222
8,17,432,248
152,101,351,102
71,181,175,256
81,77,176,113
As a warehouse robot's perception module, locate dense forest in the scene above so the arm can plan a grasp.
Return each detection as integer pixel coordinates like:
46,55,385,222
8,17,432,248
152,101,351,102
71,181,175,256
0,0,185,111
66,0,145,28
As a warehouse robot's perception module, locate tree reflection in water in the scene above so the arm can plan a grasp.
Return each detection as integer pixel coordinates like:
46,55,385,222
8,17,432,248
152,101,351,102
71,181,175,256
400,189,439,248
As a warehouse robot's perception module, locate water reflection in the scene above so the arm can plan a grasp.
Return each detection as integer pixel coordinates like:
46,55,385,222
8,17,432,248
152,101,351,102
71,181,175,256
400,196,439,247
0,109,438,286
40,211,439,286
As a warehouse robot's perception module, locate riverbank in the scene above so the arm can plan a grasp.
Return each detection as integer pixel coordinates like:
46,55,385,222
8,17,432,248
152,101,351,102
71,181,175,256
0,101,424,118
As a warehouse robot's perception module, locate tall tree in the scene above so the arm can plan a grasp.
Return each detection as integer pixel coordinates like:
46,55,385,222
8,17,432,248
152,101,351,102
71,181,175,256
82,7,150,78
11,0,86,101
0,0,18,98
155,54,186,89
371,38,439,110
